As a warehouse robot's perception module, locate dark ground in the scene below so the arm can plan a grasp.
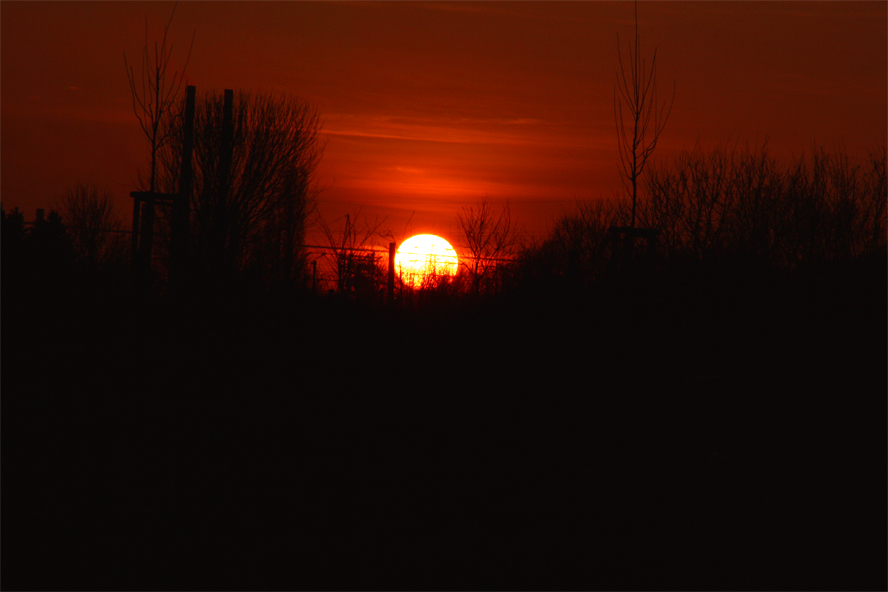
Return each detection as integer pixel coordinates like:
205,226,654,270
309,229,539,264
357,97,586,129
3,261,886,590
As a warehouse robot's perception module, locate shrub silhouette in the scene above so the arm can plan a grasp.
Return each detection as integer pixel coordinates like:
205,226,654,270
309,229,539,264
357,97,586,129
59,183,128,272
317,210,390,298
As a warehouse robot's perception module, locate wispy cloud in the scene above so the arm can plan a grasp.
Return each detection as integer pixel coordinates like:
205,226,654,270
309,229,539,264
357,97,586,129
323,113,602,150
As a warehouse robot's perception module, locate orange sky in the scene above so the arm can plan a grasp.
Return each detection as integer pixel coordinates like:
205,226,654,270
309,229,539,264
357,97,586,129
2,1,885,247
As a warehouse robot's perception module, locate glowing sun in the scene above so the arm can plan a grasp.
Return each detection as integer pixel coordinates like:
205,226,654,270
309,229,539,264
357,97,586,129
395,234,459,288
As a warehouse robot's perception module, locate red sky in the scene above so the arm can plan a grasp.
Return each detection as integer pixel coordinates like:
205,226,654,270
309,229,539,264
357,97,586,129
2,1,885,246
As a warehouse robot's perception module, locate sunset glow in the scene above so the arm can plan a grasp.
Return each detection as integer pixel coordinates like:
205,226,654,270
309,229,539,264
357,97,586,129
2,2,883,241
1,4,884,590
395,234,459,288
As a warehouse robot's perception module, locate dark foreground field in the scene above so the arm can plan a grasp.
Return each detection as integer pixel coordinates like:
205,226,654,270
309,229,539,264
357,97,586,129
3,262,886,590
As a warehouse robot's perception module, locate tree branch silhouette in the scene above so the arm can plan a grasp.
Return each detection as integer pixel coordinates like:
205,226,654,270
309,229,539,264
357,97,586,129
614,1,674,230
317,209,389,295
59,183,127,270
124,1,194,265
456,197,519,295
155,90,323,286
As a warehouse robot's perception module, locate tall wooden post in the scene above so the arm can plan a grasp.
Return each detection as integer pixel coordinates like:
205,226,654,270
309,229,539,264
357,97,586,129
388,242,396,304
170,85,196,290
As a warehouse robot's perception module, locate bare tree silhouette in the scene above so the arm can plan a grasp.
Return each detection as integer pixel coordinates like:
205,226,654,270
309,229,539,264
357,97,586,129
614,1,674,230
59,183,127,270
456,198,519,294
124,1,194,268
156,89,323,286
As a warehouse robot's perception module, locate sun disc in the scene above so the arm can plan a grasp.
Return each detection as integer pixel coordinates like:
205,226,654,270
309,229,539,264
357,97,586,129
395,234,459,288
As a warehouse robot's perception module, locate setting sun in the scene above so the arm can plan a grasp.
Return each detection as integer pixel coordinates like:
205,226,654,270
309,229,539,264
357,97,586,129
395,234,459,288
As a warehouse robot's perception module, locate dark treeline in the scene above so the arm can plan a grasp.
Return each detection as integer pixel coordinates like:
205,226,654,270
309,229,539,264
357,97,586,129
517,142,886,294
2,142,886,590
